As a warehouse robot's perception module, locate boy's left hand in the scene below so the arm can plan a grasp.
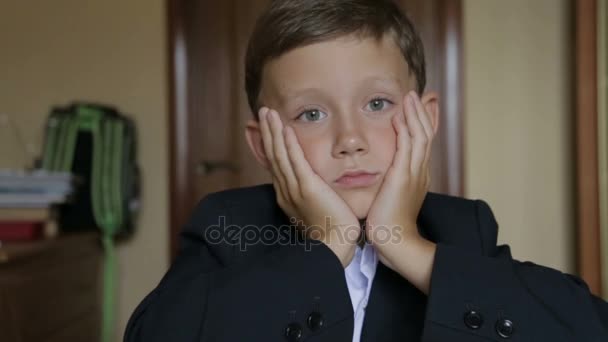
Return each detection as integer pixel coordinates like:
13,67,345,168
365,91,437,295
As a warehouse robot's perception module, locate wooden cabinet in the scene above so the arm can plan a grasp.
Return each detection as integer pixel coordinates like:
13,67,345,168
0,233,102,342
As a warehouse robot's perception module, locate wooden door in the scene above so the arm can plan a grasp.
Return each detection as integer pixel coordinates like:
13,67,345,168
575,0,603,296
168,0,464,259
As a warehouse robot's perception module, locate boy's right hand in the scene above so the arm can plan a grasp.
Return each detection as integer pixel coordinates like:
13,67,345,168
258,107,360,267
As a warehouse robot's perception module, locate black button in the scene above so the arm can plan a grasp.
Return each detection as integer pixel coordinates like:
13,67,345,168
496,318,514,338
284,322,303,342
463,310,483,330
306,311,324,332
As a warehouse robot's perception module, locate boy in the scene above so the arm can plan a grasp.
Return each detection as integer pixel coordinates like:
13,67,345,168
125,0,608,341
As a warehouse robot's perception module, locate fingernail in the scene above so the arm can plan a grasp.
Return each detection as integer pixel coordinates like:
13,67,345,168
406,95,413,109
271,110,280,123
408,93,415,105
259,107,268,120
266,109,273,122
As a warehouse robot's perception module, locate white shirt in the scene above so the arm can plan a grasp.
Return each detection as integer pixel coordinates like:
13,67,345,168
344,242,378,342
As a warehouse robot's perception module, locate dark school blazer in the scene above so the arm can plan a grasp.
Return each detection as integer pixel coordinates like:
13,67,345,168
124,183,608,341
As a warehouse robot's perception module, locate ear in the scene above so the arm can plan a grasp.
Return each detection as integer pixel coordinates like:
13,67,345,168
420,91,440,135
245,118,271,170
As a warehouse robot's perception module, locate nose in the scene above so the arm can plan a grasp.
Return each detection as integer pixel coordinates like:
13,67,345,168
331,124,369,158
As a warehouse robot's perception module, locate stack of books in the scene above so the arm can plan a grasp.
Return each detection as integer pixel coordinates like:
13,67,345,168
0,169,76,241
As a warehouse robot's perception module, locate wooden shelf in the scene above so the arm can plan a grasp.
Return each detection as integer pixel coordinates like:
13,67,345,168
0,231,103,342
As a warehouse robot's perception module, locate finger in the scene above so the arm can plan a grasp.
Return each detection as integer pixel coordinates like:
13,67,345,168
405,92,427,178
389,103,412,177
259,121,287,214
412,92,434,140
266,109,293,201
283,124,317,187
261,108,290,201
272,176,291,215
422,143,432,178
258,107,275,170
411,93,434,171
268,109,299,195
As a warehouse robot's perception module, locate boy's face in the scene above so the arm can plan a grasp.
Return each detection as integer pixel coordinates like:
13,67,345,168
246,33,438,219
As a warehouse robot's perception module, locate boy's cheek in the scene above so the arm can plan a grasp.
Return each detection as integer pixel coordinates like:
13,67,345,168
295,140,332,177
373,125,399,152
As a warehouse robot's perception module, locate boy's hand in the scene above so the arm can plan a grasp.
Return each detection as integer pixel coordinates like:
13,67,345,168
365,91,437,294
259,107,360,267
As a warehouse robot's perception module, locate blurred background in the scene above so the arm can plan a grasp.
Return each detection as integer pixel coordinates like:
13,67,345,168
0,0,606,341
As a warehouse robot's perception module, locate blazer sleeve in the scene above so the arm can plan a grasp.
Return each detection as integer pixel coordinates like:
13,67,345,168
422,199,608,341
123,193,353,342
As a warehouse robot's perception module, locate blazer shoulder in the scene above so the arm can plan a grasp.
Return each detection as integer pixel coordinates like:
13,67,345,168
184,184,288,266
199,183,287,227
420,192,498,255
189,183,279,222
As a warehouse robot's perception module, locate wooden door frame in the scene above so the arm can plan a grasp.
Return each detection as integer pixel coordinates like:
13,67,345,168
167,0,192,261
437,0,464,197
575,0,602,295
166,0,464,260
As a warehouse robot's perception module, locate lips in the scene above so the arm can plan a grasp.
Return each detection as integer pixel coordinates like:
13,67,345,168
335,170,379,188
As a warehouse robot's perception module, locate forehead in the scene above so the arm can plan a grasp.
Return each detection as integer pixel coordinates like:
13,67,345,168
260,34,414,103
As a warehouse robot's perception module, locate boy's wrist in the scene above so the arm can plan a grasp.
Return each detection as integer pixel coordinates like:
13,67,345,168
392,235,437,294
300,221,360,268
326,241,357,268
320,227,359,268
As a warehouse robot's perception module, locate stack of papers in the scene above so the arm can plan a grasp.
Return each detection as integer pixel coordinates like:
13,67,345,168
0,169,76,208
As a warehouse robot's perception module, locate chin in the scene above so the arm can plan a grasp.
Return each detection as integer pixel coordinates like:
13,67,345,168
353,207,370,220
340,190,375,220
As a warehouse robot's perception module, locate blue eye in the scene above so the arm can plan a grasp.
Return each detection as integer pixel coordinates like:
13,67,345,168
366,98,392,112
296,109,327,122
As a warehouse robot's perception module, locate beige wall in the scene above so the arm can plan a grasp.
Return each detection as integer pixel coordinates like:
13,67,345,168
464,0,575,273
0,1,169,341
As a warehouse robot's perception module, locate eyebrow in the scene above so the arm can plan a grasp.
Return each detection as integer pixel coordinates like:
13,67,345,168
279,75,402,100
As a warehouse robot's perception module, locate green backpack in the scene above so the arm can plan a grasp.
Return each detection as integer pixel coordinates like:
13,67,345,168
41,102,140,342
